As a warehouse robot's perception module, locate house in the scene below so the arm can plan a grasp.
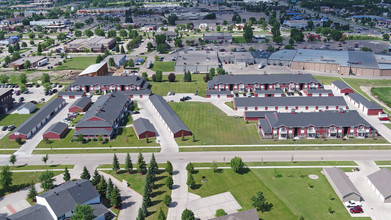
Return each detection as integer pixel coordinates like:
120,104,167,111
42,122,69,140
117,89,152,99
258,111,375,139
206,90,233,98
0,89,14,114
8,56,48,69
244,111,275,121
9,98,66,140
103,55,126,67
347,93,383,115
149,95,191,138
133,118,158,139
332,81,354,94
254,89,285,97
57,91,85,99
17,102,36,114
233,96,347,111
253,34,266,43
210,208,258,220
163,31,177,39
0,17,24,25
74,93,132,139
303,89,333,97
68,97,92,113
323,167,363,202
174,50,220,73
79,62,108,77
207,74,321,92
7,180,110,220
367,169,391,203
203,32,232,43
68,76,150,93
64,36,116,52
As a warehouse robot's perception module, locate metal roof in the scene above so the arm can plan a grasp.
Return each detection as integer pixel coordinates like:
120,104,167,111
11,98,65,135
7,204,52,220
348,51,379,69
70,75,148,88
332,80,352,90
347,93,383,110
323,167,362,199
133,118,158,135
268,49,297,61
234,96,346,107
79,62,107,76
368,168,391,199
149,95,190,134
293,49,350,66
43,122,68,135
175,50,219,66
70,97,91,109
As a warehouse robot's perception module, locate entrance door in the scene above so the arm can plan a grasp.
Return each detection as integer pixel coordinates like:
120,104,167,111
121,85,125,91
86,86,90,92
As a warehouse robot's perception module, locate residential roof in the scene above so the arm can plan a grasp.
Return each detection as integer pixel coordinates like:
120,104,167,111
347,93,383,110
70,76,148,89
79,62,107,76
210,208,259,220
70,97,91,109
90,204,111,218
255,89,285,94
117,89,152,96
43,122,68,135
245,111,276,118
6,204,52,220
0,88,13,97
18,102,36,112
305,89,332,94
133,118,158,135
38,179,100,217
58,91,85,96
206,90,231,95
234,96,346,107
11,98,65,135
367,168,391,199
332,80,352,91
323,167,362,199
149,95,190,134
74,128,112,136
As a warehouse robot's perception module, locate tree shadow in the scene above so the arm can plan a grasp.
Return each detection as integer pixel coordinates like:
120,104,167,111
190,183,202,190
151,190,164,197
238,168,250,175
150,199,162,206
213,169,223,174
153,183,164,190
154,175,166,182
0,183,30,197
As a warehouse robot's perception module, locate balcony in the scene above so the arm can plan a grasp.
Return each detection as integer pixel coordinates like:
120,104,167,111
308,127,316,133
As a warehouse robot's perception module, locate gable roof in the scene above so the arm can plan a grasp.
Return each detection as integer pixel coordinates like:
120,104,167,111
7,204,52,220
347,93,383,110
58,91,85,96
133,118,158,135
43,122,68,135
305,89,332,94
210,208,258,220
11,98,65,135
18,102,36,111
368,168,391,199
149,95,190,134
38,179,100,217
234,96,346,107
332,80,352,90
79,62,107,76
70,97,91,109
70,75,148,88
323,167,362,198
244,111,276,118
206,90,232,95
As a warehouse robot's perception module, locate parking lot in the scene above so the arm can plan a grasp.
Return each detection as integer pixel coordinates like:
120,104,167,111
10,86,59,111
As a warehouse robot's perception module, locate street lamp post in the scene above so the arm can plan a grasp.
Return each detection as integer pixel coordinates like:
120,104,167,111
155,137,160,152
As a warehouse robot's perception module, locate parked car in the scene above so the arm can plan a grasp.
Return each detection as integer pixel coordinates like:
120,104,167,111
132,111,140,114
44,91,49,96
18,97,24,102
35,84,40,88
52,89,58,93
350,206,364,214
184,96,191,100
30,100,38,104
346,200,362,207
1,126,8,131
41,98,45,102
7,125,15,131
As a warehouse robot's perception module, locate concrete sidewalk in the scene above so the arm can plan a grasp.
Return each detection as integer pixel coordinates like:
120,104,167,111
167,162,189,220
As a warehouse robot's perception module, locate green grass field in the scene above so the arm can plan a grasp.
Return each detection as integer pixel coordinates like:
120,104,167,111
190,168,367,219
371,87,391,108
151,61,175,72
55,57,96,70
191,161,357,167
385,124,391,130
170,102,262,145
232,36,247,43
150,74,207,97
225,101,234,110
2,164,74,170
375,161,391,166
0,114,33,127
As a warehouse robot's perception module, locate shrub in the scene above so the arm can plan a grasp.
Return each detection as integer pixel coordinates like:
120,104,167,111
168,73,176,82
163,195,171,206
15,137,23,145
87,138,91,142
215,209,226,217
104,138,109,142
93,138,97,141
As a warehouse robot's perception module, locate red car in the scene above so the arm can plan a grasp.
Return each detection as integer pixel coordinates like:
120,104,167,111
350,206,364,214
379,117,390,121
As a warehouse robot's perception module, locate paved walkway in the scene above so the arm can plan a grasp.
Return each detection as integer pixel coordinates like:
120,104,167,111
167,162,188,220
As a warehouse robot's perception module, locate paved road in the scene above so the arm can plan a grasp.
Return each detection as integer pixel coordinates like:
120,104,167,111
167,162,188,220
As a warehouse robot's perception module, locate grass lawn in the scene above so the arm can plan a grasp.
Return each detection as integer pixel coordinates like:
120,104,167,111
0,171,62,197
225,101,234,110
170,102,262,145
33,148,158,154
190,168,364,219
54,57,96,70
150,74,207,97
2,164,74,171
232,36,247,43
384,124,391,130
0,113,33,127
151,61,175,72
375,161,391,166
371,87,391,108
191,161,357,167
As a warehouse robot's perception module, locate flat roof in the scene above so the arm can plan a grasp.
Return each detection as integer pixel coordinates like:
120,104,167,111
293,49,350,66
10,56,46,66
268,49,297,61
175,50,219,66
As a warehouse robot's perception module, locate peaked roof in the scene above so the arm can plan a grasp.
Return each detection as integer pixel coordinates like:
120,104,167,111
149,95,190,134
70,97,91,109
133,118,158,135
368,168,391,199
323,167,362,198
305,89,332,94
18,102,36,111
234,96,346,107
332,80,352,90
43,122,68,135
38,179,100,217
58,91,85,96
245,111,276,118
70,75,148,89
7,204,52,220
347,93,383,110
79,62,107,76
210,208,258,220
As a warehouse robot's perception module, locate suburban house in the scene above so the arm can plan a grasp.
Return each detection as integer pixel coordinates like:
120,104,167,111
303,89,333,97
149,95,191,138
210,208,258,220
203,32,233,42
244,111,275,121
78,62,108,77
68,76,150,94
68,97,92,113
206,90,233,98
9,98,66,140
347,93,383,115
57,91,85,99
42,122,69,140
74,93,132,139
0,89,14,114
64,36,116,52
8,56,48,69
7,180,110,220
367,169,391,203
323,167,363,202
133,118,158,139
163,31,178,39
233,96,348,111
332,80,354,94
258,111,375,139
0,16,24,25
207,74,322,92
17,102,36,114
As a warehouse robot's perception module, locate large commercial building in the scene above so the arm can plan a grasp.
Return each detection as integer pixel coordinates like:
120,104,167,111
8,56,48,69
68,76,150,93
174,50,220,73
203,32,232,43
30,19,70,29
65,36,116,52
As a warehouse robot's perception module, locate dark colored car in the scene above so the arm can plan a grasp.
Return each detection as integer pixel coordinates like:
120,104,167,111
132,111,140,114
7,125,15,131
1,126,7,131
36,84,40,88
18,97,24,102
350,206,364,214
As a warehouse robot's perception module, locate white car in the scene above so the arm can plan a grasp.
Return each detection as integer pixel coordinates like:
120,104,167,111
346,200,362,207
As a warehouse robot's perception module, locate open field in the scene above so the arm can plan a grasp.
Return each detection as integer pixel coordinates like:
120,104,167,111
191,161,357,167
189,168,369,219
170,102,262,145
0,114,33,127
225,101,234,110
371,87,391,108
150,74,207,97
151,61,175,72
232,36,247,43
54,57,96,70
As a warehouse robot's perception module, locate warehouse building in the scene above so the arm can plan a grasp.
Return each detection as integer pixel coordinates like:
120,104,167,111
175,50,220,73
367,169,391,203
65,36,116,52
323,167,363,202
203,32,232,43
133,118,158,139
8,56,48,69
347,93,383,115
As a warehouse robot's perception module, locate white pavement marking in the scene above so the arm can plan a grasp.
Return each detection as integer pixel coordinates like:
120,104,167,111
167,162,188,220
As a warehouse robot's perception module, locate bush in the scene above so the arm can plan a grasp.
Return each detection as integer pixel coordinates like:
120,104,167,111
168,73,176,82
163,195,171,206
165,176,173,188
15,137,23,145
93,138,97,141
104,138,109,142
215,209,226,217
230,156,244,173
87,138,91,142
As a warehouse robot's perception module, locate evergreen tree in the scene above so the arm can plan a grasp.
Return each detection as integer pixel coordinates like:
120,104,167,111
149,153,158,175
209,68,215,80
187,71,192,82
80,166,91,180
96,55,103,63
91,170,101,186
158,208,166,220
63,167,71,182
97,175,107,196
165,161,173,175
110,186,121,208
112,154,120,173
120,46,125,54
165,176,173,189
137,153,146,174
187,173,195,189
186,163,194,173
137,207,145,220
27,181,37,201
141,204,148,217
125,153,133,173
39,170,54,191
106,178,113,200
115,44,119,53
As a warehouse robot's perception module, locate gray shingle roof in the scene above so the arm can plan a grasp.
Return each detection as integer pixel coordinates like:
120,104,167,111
255,89,285,94
74,128,112,136
58,91,85,96
43,122,68,135
206,90,232,95
368,168,391,199
305,89,332,94
70,75,148,88
38,179,100,217
244,111,276,118
90,204,110,218
234,96,346,107
117,89,152,95
210,208,258,220
149,95,190,134
323,167,362,198
347,93,383,110
259,118,272,133
133,118,158,136
332,80,352,90
7,204,52,220
19,102,36,111
70,97,91,109
11,98,65,135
